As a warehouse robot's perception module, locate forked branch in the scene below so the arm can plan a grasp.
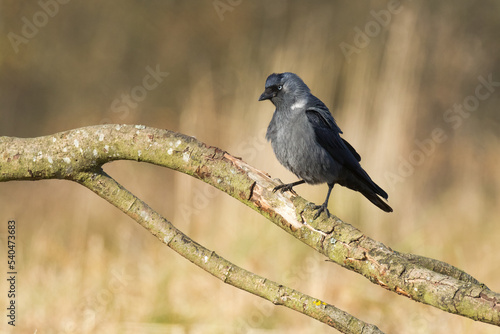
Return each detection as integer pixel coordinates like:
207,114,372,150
0,124,498,331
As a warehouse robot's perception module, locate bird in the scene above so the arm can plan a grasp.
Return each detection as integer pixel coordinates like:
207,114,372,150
258,72,392,218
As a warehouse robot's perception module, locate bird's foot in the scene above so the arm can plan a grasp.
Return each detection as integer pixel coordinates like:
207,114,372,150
312,203,330,219
273,183,298,196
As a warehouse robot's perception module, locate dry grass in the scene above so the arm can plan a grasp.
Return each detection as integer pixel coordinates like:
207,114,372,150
1,1,499,333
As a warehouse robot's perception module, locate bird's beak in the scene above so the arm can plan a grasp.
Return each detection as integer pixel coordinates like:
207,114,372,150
258,89,273,101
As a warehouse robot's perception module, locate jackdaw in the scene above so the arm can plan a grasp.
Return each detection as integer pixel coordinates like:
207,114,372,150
259,72,392,218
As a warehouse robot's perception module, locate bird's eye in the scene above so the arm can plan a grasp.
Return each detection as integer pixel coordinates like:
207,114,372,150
277,85,283,91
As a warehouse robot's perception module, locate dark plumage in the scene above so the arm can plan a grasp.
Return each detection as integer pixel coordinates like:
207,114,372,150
259,72,392,218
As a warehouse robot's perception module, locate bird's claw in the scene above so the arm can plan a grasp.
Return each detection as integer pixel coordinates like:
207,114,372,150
272,184,298,196
312,204,330,219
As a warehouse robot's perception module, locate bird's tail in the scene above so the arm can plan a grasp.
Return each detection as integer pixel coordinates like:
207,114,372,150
341,170,393,212
361,190,393,212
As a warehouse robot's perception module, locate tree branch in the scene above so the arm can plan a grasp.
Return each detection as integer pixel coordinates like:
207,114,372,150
73,169,382,333
1,124,499,329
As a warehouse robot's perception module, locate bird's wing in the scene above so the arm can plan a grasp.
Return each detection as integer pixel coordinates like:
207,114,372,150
305,104,361,167
341,138,361,162
306,103,388,199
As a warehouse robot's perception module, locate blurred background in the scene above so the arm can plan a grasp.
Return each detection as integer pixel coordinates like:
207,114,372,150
1,1,500,333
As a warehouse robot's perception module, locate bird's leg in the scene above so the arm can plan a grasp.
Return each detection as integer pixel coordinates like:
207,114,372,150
312,183,334,219
273,180,306,195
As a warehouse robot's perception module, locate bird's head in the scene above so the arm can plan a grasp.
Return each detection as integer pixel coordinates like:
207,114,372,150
258,72,310,107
